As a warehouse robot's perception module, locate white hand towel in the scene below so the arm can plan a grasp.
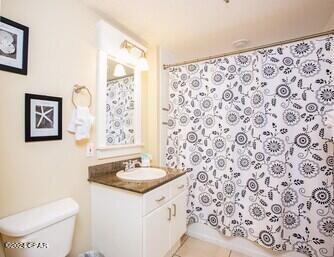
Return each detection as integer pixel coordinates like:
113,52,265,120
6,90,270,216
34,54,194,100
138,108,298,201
68,107,94,141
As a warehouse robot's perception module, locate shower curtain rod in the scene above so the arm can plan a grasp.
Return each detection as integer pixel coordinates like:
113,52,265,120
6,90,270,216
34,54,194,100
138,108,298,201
162,29,334,70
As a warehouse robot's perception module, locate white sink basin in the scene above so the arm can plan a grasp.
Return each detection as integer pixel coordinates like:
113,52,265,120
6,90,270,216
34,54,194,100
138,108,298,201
116,167,167,181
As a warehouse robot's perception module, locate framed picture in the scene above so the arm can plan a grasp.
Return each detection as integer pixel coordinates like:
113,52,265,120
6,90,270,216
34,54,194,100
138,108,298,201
0,16,29,75
25,94,62,142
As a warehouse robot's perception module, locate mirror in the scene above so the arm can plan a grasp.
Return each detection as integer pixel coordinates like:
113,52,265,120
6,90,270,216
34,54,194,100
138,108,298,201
96,20,145,158
106,57,135,145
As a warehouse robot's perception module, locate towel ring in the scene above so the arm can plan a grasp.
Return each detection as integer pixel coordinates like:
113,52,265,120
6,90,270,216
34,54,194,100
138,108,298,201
72,84,92,108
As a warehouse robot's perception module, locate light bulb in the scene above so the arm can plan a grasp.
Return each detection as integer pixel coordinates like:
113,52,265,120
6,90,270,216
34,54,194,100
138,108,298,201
136,55,149,71
113,64,126,77
118,47,130,63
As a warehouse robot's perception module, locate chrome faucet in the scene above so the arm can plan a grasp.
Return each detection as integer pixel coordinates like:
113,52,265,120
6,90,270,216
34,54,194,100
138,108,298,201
123,160,141,172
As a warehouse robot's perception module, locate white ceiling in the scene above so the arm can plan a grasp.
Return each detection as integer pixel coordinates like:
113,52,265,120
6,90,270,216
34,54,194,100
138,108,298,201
84,0,334,62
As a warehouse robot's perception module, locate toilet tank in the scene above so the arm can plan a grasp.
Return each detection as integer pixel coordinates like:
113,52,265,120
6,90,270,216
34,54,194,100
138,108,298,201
0,198,79,257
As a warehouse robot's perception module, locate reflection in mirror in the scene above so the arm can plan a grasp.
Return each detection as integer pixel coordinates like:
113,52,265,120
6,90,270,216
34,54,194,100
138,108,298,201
106,57,135,145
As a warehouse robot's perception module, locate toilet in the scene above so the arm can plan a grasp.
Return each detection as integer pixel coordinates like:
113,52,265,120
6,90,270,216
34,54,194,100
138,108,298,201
0,198,79,257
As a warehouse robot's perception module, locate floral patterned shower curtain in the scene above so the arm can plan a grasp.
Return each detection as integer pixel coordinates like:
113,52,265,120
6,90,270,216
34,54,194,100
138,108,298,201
166,34,334,257
106,75,135,145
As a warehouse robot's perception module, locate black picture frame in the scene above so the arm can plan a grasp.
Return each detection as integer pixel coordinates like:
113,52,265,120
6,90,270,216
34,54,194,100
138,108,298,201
25,94,62,142
0,16,29,75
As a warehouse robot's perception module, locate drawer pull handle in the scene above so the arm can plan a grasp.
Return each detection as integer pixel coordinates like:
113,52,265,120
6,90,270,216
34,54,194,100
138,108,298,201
168,207,172,221
155,196,166,202
172,204,176,216
177,185,185,189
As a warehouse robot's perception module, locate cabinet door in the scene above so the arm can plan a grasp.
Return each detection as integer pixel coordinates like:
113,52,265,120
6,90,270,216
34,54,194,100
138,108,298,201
143,204,171,257
170,190,187,247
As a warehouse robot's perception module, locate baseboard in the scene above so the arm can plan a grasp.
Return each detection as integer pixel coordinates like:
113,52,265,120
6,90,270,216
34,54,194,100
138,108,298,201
164,239,182,257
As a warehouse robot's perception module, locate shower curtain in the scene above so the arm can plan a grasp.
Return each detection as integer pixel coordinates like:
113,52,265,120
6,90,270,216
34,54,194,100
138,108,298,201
106,75,135,145
166,34,334,257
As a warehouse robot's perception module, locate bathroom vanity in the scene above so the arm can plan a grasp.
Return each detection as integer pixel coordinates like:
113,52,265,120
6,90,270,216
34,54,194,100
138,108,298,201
92,21,187,257
89,162,187,257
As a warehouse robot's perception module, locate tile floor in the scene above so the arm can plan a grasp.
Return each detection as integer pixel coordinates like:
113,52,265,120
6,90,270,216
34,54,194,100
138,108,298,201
173,237,249,257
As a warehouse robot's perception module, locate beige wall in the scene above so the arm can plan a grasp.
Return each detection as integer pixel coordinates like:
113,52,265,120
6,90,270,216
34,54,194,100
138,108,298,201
325,13,334,30
144,46,160,165
0,0,158,256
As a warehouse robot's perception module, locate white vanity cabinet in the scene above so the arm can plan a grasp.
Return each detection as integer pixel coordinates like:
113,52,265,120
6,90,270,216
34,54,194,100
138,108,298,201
91,175,187,257
170,191,187,247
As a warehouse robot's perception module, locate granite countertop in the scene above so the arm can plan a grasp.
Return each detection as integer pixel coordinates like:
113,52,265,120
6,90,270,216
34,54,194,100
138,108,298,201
88,160,186,194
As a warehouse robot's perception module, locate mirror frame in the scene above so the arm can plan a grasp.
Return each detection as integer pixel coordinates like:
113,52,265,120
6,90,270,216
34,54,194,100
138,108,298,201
96,50,144,159
96,50,143,159
96,20,147,159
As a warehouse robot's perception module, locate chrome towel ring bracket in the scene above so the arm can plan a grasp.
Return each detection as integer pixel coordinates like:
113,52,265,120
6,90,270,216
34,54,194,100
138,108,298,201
72,84,92,108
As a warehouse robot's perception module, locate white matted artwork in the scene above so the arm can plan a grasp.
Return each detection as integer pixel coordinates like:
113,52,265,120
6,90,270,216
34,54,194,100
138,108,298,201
0,16,29,75
30,99,59,137
25,94,62,142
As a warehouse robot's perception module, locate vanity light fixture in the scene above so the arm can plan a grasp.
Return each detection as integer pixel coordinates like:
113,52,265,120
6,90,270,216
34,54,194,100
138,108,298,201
113,63,126,77
137,52,149,71
118,41,131,63
119,40,149,71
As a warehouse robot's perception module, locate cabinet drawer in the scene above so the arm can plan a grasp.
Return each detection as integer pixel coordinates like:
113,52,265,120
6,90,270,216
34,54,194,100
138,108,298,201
170,175,187,198
143,183,170,216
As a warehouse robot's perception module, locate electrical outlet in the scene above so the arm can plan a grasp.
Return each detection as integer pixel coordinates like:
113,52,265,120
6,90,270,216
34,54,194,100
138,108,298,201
86,143,95,157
